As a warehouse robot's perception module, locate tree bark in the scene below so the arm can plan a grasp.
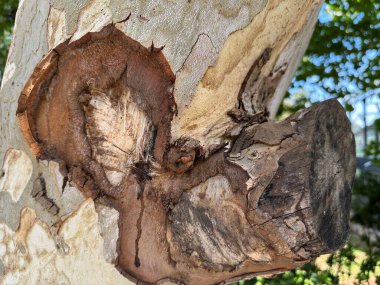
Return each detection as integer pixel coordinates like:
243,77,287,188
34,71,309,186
0,1,355,285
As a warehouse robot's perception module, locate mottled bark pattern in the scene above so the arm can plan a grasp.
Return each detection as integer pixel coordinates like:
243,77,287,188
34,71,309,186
16,25,355,285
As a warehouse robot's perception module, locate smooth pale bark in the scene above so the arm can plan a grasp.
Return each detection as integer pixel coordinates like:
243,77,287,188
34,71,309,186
0,1,355,285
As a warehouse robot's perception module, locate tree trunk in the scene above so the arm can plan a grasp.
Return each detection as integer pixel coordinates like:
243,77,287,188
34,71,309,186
0,1,355,285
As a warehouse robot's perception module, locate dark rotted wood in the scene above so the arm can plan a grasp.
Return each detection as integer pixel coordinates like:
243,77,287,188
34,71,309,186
167,99,355,281
17,23,355,285
309,100,356,251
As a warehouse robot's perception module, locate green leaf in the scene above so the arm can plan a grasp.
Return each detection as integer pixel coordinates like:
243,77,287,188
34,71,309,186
374,118,380,132
345,103,354,111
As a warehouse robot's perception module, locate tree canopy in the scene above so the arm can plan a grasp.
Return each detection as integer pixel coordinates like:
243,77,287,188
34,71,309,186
296,0,379,100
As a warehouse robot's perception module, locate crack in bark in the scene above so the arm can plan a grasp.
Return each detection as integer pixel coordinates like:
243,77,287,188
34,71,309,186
257,207,311,226
134,188,145,268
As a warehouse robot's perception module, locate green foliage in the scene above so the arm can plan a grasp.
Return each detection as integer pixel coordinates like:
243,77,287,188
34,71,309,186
0,0,17,31
276,91,311,120
0,0,18,81
374,119,380,133
345,102,354,112
364,141,380,165
245,263,336,285
234,242,380,285
352,171,380,233
351,168,380,273
350,169,380,283
294,0,380,99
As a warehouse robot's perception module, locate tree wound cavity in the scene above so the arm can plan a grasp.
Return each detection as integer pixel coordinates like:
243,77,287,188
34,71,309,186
17,25,176,195
17,25,356,285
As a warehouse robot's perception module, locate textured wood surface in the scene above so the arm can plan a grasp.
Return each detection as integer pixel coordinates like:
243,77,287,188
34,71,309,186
0,1,353,285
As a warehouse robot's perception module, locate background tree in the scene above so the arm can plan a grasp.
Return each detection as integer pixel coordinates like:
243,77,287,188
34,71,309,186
295,0,379,101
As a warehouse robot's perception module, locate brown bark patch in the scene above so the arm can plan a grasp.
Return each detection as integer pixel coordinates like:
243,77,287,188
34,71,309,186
17,25,176,198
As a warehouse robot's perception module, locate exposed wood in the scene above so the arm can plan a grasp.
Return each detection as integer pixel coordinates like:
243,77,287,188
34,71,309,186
0,1,357,285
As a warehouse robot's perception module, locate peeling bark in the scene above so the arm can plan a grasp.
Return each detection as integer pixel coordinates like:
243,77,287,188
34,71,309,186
0,1,355,285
